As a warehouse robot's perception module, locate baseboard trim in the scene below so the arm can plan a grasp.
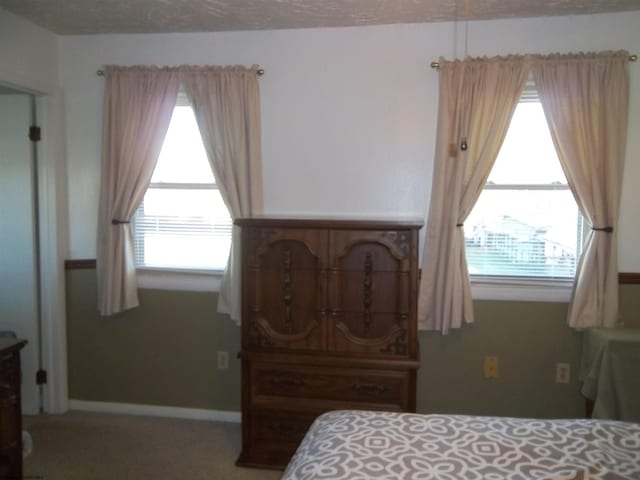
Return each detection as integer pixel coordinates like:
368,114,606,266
68,400,241,423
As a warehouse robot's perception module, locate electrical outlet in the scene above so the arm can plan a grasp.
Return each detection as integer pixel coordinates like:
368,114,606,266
556,363,570,384
484,356,499,379
217,351,229,370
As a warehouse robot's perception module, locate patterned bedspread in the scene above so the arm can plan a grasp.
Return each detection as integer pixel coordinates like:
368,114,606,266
281,410,640,480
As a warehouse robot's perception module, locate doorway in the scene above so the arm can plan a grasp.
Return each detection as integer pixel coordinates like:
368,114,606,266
0,86,42,415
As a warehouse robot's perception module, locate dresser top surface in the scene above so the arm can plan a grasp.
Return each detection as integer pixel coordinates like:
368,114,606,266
235,216,424,230
0,338,27,354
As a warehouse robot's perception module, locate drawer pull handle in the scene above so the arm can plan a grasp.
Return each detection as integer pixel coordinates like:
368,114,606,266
0,394,17,406
0,441,20,453
352,383,389,397
268,422,299,436
270,376,305,391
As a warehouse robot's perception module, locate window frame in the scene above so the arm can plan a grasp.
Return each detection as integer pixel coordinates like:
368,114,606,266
467,79,583,302
132,90,231,291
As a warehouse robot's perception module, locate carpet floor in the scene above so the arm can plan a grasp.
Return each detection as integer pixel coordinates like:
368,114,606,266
23,411,283,480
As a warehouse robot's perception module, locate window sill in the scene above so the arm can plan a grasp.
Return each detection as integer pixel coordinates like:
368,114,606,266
136,268,223,292
470,277,573,303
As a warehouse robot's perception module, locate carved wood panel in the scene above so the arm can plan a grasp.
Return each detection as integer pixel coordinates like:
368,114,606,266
245,228,327,351
328,232,410,356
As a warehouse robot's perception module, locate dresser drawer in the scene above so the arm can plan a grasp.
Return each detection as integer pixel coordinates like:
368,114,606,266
252,409,314,444
251,363,410,410
238,409,317,468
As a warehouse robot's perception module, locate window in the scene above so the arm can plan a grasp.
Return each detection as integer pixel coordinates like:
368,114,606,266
465,81,586,281
133,94,232,272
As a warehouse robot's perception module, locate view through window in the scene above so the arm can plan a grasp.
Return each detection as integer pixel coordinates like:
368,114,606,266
133,102,232,271
465,86,585,279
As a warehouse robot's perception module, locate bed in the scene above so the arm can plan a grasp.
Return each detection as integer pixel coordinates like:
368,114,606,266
281,410,640,480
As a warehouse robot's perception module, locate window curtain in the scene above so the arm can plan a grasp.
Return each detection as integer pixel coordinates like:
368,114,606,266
97,66,180,316
181,66,263,323
531,52,630,329
418,57,529,333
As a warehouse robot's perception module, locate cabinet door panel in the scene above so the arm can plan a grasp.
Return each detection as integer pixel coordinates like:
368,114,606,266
244,228,327,350
331,313,409,355
329,230,411,356
330,229,412,267
339,270,410,316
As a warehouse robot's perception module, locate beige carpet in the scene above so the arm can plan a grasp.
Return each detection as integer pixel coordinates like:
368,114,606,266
23,411,283,480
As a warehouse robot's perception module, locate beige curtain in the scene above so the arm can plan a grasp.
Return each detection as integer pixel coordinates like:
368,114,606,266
418,57,529,333
181,66,263,323
97,66,180,315
531,52,630,329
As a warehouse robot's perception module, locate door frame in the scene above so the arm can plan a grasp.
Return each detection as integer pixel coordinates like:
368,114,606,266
0,74,68,414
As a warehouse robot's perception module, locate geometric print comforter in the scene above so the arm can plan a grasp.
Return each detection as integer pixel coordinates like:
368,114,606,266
281,410,640,480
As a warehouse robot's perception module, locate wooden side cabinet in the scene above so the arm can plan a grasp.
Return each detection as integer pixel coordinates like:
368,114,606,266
0,338,27,480
235,217,422,469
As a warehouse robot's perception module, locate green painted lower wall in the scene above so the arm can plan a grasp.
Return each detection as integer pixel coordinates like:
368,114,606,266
65,269,640,417
620,284,640,327
418,301,583,418
66,269,241,411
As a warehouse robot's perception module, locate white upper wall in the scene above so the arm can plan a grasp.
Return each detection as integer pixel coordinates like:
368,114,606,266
58,11,640,270
0,8,59,93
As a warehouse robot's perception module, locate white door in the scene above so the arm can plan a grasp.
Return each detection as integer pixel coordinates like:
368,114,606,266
0,92,41,415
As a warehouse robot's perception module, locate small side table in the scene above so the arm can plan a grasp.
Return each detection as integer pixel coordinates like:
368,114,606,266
579,328,640,421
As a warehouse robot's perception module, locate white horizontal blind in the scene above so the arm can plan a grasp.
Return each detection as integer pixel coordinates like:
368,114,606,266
133,98,232,272
464,81,585,279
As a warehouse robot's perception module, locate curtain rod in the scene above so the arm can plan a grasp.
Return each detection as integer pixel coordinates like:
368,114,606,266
96,67,265,76
430,53,637,69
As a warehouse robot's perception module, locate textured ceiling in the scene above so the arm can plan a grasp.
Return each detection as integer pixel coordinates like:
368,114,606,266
1,0,639,35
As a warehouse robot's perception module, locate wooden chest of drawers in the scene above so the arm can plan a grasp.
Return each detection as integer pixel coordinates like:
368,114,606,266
235,218,421,469
0,339,27,480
